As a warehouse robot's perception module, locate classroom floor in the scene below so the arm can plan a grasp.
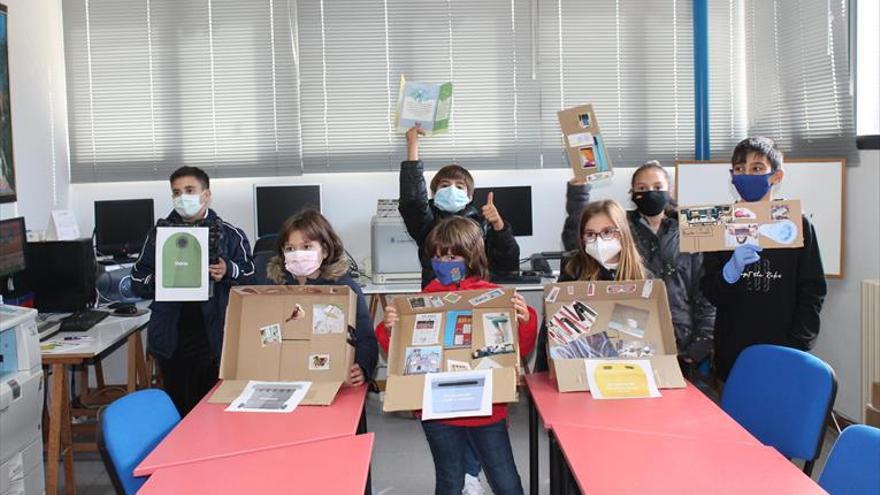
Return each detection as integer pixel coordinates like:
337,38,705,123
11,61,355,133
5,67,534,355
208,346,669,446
60,390,839,494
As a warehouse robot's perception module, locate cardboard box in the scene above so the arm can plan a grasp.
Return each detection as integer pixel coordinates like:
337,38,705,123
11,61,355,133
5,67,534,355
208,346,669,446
208,285,357,406
556,104,614,183
543,279,686,393
867,381,880,428
383,288,521,412
678,199,804,253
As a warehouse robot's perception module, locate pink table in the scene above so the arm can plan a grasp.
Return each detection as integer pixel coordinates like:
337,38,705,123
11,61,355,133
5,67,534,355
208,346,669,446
552,423,824,494
135,383,368,476
138,434,375,495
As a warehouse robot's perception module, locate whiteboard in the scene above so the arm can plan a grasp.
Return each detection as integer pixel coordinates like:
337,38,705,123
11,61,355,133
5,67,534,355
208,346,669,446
675,160,846,278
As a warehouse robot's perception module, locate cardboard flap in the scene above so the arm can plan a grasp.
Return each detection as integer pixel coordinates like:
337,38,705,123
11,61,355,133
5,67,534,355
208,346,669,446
651,354,687,388
207,380,250,404
300,381,343,406
679,199,804,253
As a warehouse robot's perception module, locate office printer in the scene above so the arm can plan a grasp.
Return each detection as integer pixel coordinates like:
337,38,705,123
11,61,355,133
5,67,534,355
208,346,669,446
371,200,422,284
0,305,45,495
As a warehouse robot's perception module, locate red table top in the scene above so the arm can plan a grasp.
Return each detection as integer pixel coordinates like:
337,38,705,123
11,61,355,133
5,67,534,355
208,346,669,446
138,433,374,495
552,423,824,495
524,372,758,445
135,383,368,476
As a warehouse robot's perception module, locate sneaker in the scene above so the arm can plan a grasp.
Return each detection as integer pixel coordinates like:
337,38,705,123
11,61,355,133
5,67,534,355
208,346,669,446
462,473,485,495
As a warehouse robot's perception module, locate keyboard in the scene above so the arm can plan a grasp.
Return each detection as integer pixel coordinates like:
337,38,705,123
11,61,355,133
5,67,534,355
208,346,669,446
489,272,544,285
59,309,110,332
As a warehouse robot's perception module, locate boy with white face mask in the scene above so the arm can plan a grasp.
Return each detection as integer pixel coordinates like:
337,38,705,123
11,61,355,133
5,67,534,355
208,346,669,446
131,166,255,416
399,126,521,288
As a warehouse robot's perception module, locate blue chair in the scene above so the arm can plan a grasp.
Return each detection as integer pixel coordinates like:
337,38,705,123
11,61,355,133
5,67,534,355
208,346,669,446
97,389,181,494
720,344,836,476
819,424,880,495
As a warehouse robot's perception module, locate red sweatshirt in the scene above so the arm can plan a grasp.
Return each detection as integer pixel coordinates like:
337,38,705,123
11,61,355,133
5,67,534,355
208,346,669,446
376,277,538,427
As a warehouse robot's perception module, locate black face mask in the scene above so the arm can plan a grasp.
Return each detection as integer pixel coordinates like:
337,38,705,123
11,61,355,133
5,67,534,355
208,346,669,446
632,190,670,217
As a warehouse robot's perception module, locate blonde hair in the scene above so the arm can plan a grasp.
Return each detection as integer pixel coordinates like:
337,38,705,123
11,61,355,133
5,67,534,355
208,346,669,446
424,216,489,281
564,200,647,281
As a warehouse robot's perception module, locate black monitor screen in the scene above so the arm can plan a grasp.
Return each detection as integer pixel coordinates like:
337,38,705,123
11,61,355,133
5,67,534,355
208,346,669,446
0,217,26,277
94,199,155,258
255,185,321,239
472,186,533,236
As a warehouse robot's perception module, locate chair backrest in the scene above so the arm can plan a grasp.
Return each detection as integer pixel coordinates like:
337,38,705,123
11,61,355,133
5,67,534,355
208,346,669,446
720,344,836,461
819,424,880,495
253,234,279,254
98,389,181,495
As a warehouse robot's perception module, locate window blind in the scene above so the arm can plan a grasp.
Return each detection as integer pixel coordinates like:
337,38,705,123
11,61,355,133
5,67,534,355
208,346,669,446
707,0,748,159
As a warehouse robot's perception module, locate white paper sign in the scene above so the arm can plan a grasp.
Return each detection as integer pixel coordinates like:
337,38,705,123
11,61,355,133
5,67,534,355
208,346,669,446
421,369,493,420
584,359,661,400
226,381,312,413
155,226,210,301
46,210,80,240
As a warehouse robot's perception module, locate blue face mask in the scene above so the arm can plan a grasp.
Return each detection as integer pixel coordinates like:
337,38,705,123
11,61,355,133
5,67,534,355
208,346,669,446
431,259,467,286
732,172,774,202
433,186,470,213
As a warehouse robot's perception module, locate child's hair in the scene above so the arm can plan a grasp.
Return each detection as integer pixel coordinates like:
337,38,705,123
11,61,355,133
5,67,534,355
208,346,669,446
564,200,647,281
274,209,348,280
424,216,489,281
731,137,783,171
630,160,670,188
169,166,210,189
430,165,475,197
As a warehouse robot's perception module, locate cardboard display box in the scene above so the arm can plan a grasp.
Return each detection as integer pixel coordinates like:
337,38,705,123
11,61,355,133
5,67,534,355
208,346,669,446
556,104,614,183
383,288,521,412
867,381,880,428
208,285,357,406
678,199,804,253
543,279,686,393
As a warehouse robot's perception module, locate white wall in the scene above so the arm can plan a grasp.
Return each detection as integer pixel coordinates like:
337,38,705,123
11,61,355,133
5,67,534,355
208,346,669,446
0,0,69,226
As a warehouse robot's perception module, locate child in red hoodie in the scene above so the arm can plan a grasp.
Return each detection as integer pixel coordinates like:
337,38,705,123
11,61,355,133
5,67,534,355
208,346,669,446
376,216,537,495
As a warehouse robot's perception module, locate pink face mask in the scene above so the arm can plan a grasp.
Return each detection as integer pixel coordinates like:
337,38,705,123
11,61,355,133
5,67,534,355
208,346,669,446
284,250,322,277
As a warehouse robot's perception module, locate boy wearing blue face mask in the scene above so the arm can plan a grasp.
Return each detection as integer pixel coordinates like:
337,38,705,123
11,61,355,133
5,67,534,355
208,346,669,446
131,166,255,415
700,137,826,381
399,126,520,288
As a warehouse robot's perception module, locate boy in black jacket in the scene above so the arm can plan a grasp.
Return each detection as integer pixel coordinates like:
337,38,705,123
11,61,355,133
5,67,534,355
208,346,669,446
399,126,520,288
131,166,255,415
701,137,826,380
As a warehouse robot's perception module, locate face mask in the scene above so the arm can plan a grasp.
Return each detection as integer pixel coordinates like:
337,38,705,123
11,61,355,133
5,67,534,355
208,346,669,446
433,186,470,213
173,193,203,219
584,237,622,270
431,259,467,286
284,250,322,277
631,190,670,216
732,173,774,202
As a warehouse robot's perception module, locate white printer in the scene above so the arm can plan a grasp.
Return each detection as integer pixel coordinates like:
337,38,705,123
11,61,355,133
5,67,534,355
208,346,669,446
370,200,423,284
0,305,45,495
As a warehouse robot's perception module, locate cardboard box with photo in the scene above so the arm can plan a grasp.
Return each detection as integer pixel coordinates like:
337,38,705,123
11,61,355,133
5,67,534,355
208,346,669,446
543,280,686,393
383,288,522,412
208,285,357,406
679,199,804,253
557,104,614,183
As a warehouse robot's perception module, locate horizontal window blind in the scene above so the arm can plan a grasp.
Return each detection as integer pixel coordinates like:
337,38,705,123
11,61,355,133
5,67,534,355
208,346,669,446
707,0,748,159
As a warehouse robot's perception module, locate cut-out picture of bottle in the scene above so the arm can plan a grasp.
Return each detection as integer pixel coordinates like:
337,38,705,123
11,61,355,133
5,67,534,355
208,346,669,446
162,232,203,288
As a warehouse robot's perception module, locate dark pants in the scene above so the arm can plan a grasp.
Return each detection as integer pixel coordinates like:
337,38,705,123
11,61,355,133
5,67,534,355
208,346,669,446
156,303,218,417
421,419,524,495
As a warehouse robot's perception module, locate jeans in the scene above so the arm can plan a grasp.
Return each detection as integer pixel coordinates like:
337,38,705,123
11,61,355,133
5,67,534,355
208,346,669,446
421,419,524,495
463,443,481,477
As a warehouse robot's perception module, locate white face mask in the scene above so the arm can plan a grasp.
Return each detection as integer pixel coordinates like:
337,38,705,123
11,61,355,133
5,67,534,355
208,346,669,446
284,250,322,277
173,193,203,219
584,237,622,270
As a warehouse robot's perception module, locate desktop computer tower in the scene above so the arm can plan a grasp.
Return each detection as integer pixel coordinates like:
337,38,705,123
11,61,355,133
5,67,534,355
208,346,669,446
22,238,97,312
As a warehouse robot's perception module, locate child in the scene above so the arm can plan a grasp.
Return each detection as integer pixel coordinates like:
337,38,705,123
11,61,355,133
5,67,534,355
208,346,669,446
376,216,536,495
628,161,716,373
131,166,255,416
399,126,520,288
701,137,826,380
534,199,648,372
256,209,378,386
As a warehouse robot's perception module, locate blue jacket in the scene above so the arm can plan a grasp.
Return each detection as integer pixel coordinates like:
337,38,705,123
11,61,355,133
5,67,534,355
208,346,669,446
131,209,255,360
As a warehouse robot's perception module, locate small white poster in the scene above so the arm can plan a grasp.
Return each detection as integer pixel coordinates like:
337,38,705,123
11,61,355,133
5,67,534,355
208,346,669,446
225,381,312,413
421,369,493,420
155,226,210,302
46,210,81,240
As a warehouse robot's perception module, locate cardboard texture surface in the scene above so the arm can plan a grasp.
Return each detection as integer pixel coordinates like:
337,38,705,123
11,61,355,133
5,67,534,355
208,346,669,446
209,285,356,406
383,288,521,412
867,381,880,428
543,280,686,393
678,199,804,253
557,104,614,183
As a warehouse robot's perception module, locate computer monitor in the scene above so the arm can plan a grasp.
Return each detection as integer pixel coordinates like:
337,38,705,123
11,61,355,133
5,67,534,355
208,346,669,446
0,217,26,277
94,199,155,260
472,186,533,236
254,184,321,239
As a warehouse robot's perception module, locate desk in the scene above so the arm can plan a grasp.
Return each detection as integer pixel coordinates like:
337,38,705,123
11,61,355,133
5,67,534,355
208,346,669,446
41,311,150,495
552,423,824,494
524,373,759,495
138,434,375,495
135,383,369,476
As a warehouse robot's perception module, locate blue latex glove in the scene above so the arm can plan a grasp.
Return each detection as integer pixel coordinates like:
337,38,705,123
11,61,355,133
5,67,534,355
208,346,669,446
722,245,763,284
